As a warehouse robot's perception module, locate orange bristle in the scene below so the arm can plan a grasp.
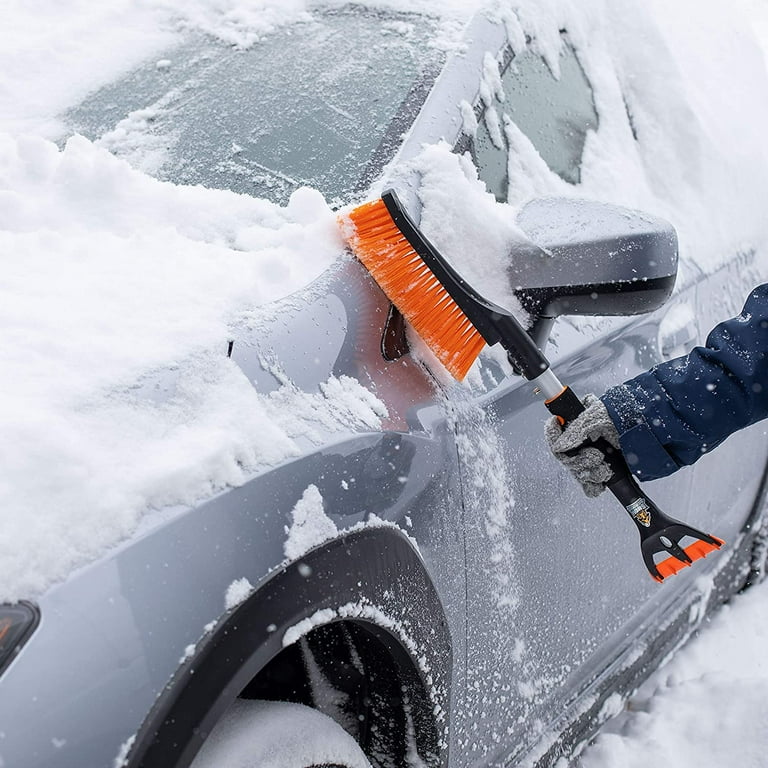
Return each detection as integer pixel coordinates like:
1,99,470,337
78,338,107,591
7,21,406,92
341,199,485,380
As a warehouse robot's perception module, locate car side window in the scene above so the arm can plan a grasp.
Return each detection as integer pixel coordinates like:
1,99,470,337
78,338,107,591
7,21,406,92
467,40,598,201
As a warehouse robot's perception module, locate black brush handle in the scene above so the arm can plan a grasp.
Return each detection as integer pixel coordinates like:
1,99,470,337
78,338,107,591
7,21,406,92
492,314,550,381
546,385,723,581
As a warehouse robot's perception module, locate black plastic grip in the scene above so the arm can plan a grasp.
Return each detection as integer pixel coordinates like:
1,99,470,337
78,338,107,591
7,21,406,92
544,385,587,423
492,313,550,380
606,472,648,510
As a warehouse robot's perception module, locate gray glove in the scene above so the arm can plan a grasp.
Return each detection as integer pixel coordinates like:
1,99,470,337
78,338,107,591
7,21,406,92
544,394,621,497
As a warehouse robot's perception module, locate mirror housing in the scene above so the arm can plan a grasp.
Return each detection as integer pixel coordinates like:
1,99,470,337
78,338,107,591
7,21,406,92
513,198,678,323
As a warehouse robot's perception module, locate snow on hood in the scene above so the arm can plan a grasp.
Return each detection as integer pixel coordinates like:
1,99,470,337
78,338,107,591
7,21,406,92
0,133,365,601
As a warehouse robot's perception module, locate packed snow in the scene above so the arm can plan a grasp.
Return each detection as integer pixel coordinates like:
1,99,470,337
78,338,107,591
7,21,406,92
4,0,768,765
283,484,338,560
0,133,358,599
190,699,372,768
224,576,255,610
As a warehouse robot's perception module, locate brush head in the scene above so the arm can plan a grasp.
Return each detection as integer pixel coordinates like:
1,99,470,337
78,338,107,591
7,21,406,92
341,198,485,380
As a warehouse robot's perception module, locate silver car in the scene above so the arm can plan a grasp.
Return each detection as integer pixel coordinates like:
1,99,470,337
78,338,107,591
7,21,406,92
2,5,766,768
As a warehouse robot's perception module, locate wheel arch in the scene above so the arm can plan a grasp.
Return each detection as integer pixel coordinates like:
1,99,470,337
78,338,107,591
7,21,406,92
124,526,452,768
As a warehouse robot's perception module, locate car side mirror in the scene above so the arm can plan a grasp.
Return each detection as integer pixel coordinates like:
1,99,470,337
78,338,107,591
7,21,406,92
512,197,678,350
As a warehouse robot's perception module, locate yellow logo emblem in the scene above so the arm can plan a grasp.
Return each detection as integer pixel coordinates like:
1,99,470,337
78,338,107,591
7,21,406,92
627,499,652,528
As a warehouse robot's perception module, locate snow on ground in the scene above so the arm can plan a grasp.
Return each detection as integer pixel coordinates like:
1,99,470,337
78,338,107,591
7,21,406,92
4,0,768,763
575,576,768,768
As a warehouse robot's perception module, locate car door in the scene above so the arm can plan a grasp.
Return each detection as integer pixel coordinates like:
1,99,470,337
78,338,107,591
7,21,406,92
451,313,700,765
446,40,702,764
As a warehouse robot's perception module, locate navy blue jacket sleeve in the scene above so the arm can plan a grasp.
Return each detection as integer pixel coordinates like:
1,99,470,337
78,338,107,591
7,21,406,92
600,283,768,481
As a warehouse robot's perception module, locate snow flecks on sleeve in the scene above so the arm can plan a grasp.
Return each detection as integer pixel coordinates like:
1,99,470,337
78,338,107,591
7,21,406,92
283,484,338,561
224,577,254,611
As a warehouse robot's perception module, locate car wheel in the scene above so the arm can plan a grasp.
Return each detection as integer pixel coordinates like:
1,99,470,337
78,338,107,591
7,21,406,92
189,698,372,768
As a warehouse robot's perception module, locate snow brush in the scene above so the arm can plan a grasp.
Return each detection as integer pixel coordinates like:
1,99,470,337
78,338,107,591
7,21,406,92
340,189,724,582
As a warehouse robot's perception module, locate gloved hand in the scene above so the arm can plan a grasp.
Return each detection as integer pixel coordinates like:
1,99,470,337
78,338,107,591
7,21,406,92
544,393,622,497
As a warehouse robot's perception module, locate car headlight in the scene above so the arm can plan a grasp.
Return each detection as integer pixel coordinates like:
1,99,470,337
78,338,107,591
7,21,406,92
0,602,39,675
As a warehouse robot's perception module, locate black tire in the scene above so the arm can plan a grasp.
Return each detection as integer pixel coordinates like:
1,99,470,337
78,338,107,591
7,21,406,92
189,699,372,768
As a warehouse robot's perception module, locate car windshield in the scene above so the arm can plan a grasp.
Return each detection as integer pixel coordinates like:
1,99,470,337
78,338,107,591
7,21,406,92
64,7,441,206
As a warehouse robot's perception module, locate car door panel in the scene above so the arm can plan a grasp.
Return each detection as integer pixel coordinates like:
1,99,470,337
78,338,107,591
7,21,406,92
454,288,699,764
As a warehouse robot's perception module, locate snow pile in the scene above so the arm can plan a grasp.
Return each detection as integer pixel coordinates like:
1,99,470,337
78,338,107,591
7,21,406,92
224,577,255,610
577,577,768,768
149,0,314,48
0,132,379,601
413,142,532,315
151,0,478,49
0,1,175,138
283,484,338,560
257,373,389,445
189,699,372,768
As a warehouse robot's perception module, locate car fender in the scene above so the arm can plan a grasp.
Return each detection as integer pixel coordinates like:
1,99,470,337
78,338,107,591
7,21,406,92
124,524,453,768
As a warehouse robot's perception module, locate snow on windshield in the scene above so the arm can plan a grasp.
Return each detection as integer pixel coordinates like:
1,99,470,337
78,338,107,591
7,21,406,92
65,10,443,206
